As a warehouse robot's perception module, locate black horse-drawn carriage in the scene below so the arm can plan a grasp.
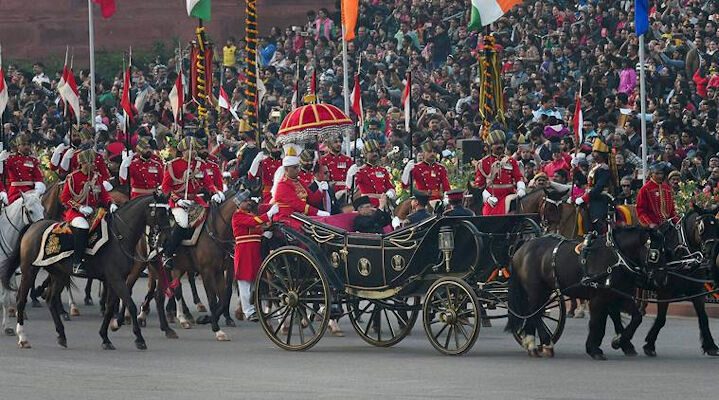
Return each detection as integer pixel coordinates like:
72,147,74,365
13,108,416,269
254,212,566,355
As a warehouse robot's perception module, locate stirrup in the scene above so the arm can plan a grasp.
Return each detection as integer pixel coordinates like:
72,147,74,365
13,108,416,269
72,262,87,276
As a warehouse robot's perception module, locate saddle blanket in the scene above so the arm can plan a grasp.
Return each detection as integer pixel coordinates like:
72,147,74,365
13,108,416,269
180,205,206,247
33,218,109,267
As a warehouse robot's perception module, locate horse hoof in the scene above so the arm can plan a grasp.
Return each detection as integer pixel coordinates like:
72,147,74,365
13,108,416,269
70,306,80,317
703,348,719,356
225,318,236,328
235,308,244,321
165,330,179,339
611,337,621,350
195,315,211,325
138,318,147,328
84,297,94,306
589,353,607,361
102,342,116,350
8,308,16,318
135,341,147,350
61,312,71,322
622,344,638,356
109,319,120,332
57,337,67,348
196,303,207,313
215,330,231,341
4,328,15,336
18,340,31,349
541,347,555,358
180,321,192,329
643,345,657,357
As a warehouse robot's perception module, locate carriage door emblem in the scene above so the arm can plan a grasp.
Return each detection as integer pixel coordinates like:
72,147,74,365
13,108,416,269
358,258,371,276
391,255,405,272
331,252,341,269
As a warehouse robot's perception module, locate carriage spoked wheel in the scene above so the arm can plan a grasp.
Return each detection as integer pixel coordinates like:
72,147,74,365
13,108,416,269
422,277,481,356
348,296,420,347
509,291,567,347
255,246,330,351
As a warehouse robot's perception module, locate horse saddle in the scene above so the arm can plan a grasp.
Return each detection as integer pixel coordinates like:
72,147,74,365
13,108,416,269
180,204,208,247
33,212,110,267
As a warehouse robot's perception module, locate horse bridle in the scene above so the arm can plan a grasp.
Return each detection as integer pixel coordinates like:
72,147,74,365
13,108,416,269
110,202,172,263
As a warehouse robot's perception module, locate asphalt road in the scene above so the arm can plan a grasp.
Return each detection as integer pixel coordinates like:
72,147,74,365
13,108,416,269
0,277,717,400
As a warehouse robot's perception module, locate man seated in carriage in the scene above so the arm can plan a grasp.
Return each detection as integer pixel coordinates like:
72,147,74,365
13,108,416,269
160,136,225,270
60,148,119,275
474,129,526,216
352,194,391,234
444,189,474,216
404,192,432,226
636,163,678,229
0,134,46,204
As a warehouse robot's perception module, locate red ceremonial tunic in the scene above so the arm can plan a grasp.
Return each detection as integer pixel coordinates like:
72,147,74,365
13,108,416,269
636,179,678,226
60,170,112,222
202,156,224,190
319,152,353,192
474,155,523,216
232,209,270,281
250,157,282,203
161,157,217,208
4,153,43,203
409,161,451,200
355,164,393,207
64,153,111,183
272,175,322,230
120,154,164,199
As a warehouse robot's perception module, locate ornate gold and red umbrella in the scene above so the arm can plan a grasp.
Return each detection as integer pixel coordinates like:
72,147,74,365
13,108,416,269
277,103,353,145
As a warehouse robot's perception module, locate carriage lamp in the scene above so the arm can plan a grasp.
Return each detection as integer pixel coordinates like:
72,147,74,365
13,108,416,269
438,226,455,273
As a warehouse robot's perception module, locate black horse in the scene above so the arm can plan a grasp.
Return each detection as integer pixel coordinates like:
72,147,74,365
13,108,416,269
641,209,719,356
0,194,170,350
507,226,667,360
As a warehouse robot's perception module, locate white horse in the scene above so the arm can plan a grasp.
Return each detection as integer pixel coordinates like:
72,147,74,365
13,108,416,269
0,191,45,336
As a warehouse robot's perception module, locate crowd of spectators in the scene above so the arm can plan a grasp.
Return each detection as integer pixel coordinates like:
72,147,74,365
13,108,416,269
3,0,719,207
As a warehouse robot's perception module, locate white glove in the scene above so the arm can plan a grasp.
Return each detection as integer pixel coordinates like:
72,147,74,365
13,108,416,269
385,189,396,200
79,206,93,216
121,150,135,162
222,171,231,178
51,144,67,166
317,210,331,217
211,192,225,203
335,190,346,200
482,189,492,202
0,191,8,206
391,216,402,229
177,199,193,208
109,203,119,213
487,196,499,207
574,197,585,206
60,148,75,171
262,231,273,239
317,181,329,191
103,181,114,192
0,150,9,162
516,181,526,198
34,181,47,195
266,203,280,218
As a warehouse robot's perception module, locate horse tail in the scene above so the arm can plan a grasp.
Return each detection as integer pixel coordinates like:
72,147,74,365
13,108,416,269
0,223,33,291
504,254,528,335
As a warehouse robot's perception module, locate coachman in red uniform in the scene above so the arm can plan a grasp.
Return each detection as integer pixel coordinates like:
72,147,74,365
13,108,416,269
271,148,330,230
231,190,279,321
319,135,353,200
474,130,526,215
636,163,678,228
351,140,396,207
160,136,224,270
119,138,164,199
0,134,46,204
60,148,118,274
403,141,451,201
249,136,283,203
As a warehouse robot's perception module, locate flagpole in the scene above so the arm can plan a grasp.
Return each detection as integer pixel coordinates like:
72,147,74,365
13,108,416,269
88,0,97,130
0,43,5,155
639,33,648,184
341,17,350,154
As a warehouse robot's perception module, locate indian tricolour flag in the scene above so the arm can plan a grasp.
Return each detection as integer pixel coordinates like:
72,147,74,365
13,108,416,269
468,0,522,30
186,0,211,20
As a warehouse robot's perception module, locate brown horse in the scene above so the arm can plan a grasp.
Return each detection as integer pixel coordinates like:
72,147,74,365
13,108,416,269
0,194,170,350
170,193,238,341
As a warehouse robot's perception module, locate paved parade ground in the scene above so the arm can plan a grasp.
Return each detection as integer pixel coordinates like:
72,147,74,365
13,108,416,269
0,278,716,400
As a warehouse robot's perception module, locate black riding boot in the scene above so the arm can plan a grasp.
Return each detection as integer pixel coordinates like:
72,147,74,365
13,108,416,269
579,232,596,286
163,226,188,270
71,227,89,275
